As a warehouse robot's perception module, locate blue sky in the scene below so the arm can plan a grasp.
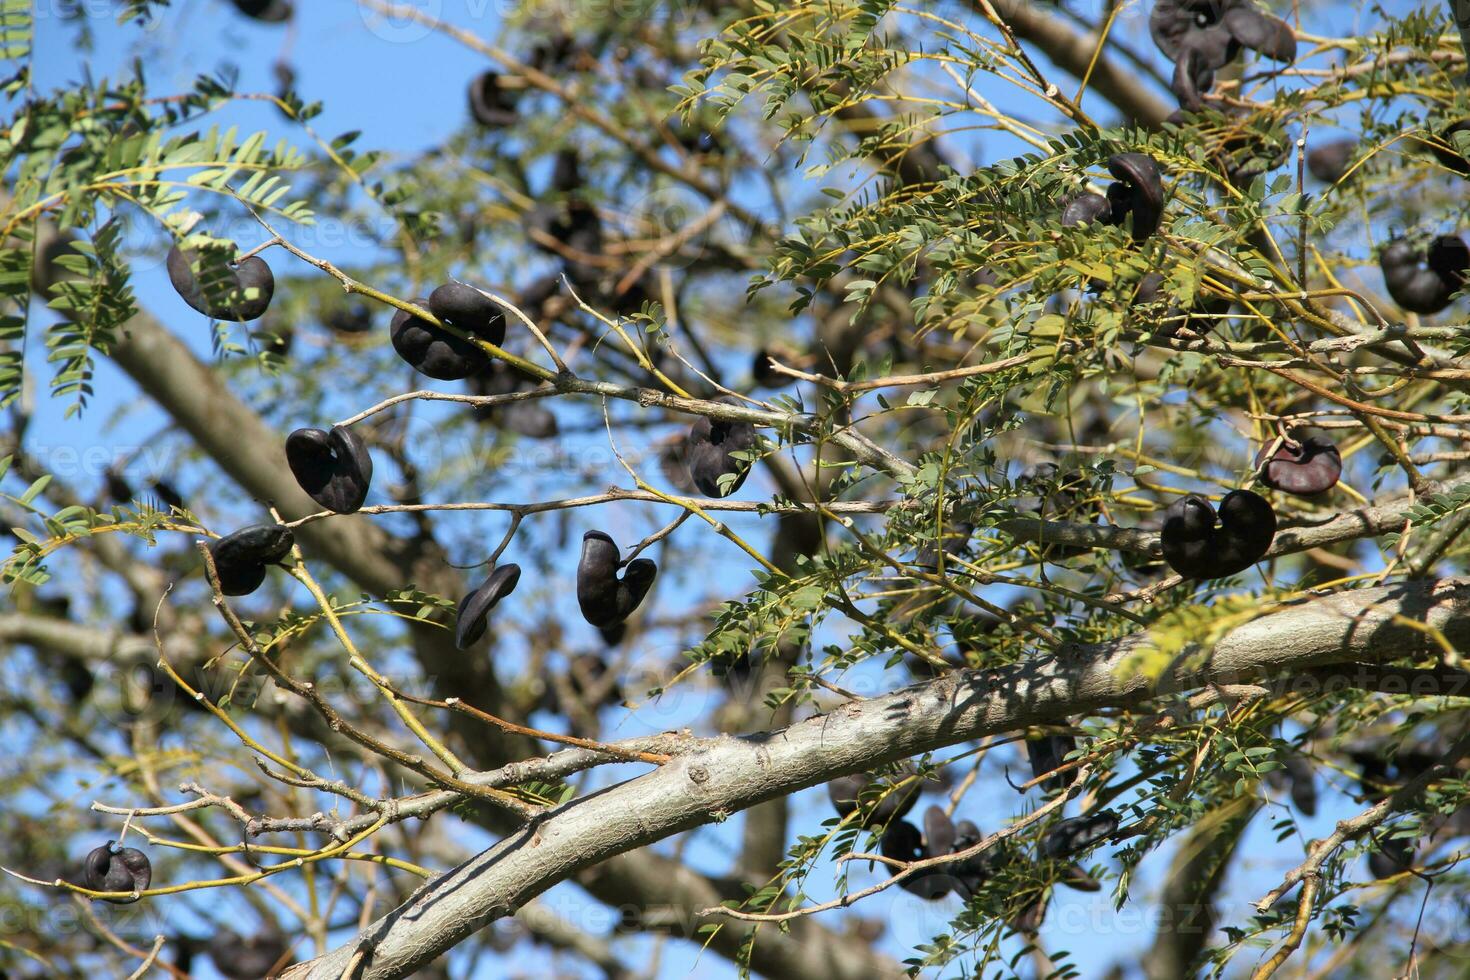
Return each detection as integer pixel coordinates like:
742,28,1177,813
17,1,1444,978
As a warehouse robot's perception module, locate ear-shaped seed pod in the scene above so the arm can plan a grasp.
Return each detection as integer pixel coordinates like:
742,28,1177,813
1306,138,1357,184
428,281,507,348
391,296,490,380
1061,192,1112,227
1026,733,1079,792
1038,811,1119,859
1255,432,1342,496
923,805,956,857
469,71,519,128
167,245,275,322
1220,2,1296,60
1423,120,1470,176
82,841,152,903
455,564,521,649
1060,864,1103,892
685,411,757,498
1160,490,1275,579
880,820,953,899
1380,236,1470,315
285,426,373,514
230,0,293,23
827,767,921,826
1149,0,1240,63
208,524,295,596
1106,153,1165,241
208,931,291,980
1171,38,1219,112
576,531,657,628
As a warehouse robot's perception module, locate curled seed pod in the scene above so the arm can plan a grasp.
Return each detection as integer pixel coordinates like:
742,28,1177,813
208,931,291,979
1421,119,1470,176
923,804,957,857
1151,0,1293,63
324,304,373,335
827,768,920,826
148,479,185,513
576,531,657,628
1106,153,1165,241
469,71,519,128
1380,235,1470,315
1255,432,1342,496
1265,753,1318,817
455,564,521,649
1171,37,1219,112
209,524,294,596
1026,733,1079,792
879,820,952,899
285,426,373,514
949,819,1002,899
1368,833,1415,879
1159,489,1276,579
1306,138,1357,184
1061,191,1111,228
428,281,507,348
166,245,275,322
391,297,489,380
230,0,293,23
1060,863,1103,892
105,468,133,505
1038,811,1119,859
81,841,152,903
686,410,757,497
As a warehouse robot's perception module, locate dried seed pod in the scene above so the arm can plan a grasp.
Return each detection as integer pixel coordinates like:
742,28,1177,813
166,245,275,322
1368,833,1415,879
428,281,507,348
1038,811,1119,859
105,468,133,505
1159,489,1276,579
469,71,519,128
1380,235,1470,315
208,931,291,979
230,0,293,23
208,524,294,596
685,410,757,498
324,304,373,335
1306,138,1357,184
286,425,373,514
826,768,920,826
148,480,185,513
1150,0,1294,64
576,531,657,628
1026,733,1078,792
1060,153,1164,242
1255,432,1341,496
1421,119,1470,176
1059,863,1103,892
390,296,490,380
81,841,152,903
455,564,521,649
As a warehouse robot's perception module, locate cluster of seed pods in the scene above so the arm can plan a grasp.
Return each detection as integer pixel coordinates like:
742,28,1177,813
1148,0,1296,111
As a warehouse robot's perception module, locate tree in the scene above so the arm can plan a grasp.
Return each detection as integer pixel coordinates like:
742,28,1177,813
4,0,1470,976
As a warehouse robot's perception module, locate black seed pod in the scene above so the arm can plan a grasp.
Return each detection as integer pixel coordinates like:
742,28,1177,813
1306,138,1357,184
576,531,656,628
230,0,293,23
1255,432,1341,496
1159,489,1276,579
1026,733,1078,793
685,411,757,497
166,245,275,322
286,426,373,514
1060,153,1164,242
455,564,521,649
81,842,151,903
148,480,185,513
1038,811,1119,859
1422,119,1470,176
826,768,920,826
428,281,507,348
208,524,294,596
390,296,490,380
208,931,290,979
1380,236,1470,315
469,71,519,128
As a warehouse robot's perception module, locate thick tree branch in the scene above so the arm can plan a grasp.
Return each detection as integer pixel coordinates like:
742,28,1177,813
286,577,1470,978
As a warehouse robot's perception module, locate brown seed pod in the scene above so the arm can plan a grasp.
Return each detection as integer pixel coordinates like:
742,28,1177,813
1255,432,1341,496
1379,235,1470,315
